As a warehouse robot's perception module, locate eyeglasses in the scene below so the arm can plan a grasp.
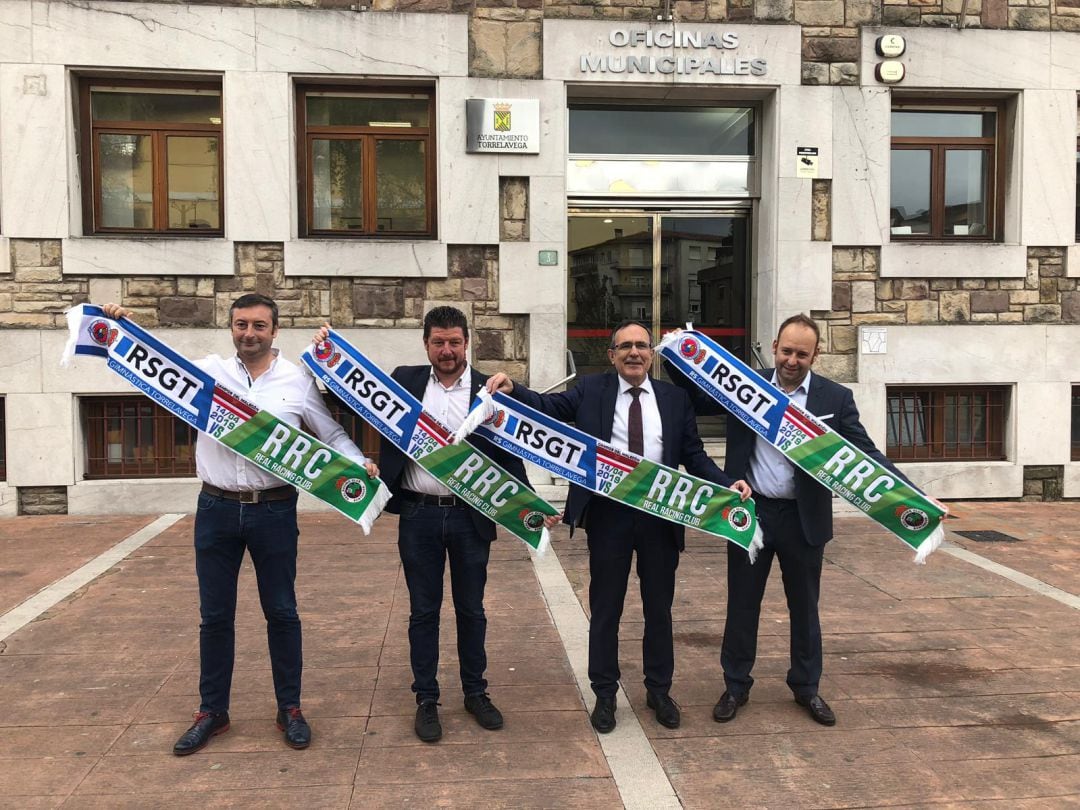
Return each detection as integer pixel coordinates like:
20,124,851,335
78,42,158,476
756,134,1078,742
611,341,653,353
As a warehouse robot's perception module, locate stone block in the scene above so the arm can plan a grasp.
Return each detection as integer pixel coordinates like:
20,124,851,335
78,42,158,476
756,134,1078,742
852,312,906,324
1023,303,1060,322
1009,289,1040,305
448,246,488,279
883,5,921,22
675,0,708,19
897,280,930,300
13,266,63,283
997,311,1023,323
1009,7,1050,28
811,180,831,241
425,278,463,299
881,300,905,313
803,36,859,62
1061,291,1080,323
848,0,882,23
18,486,68,516
851,281,876,312
981,0,1007,25
905,300,939,322
473,329,508,360
794,0,845,24
502,220,528,241
755,0,793,18
505,21,543,79
815,352,856,381
833,248,863,274
829,324,857,352
959,279,986,290
1039,277,1058,303
352,284,404,319
802,61,830,85
11,239,43,268
832,281,851,311
461,277,491,301
830,62,859,85
970,290,1010,313
41,241,63,267
706,0,729,19
125,278,176,297
331,280,353,325
159,297,215,327
939,291,970,322
500,177,529,221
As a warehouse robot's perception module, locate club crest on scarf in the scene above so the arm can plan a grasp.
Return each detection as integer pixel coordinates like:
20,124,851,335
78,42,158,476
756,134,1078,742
89,320,118,347
314,340,342,369
337,476,368,503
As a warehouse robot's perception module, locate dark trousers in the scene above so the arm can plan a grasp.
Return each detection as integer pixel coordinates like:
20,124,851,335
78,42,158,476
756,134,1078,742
397,500,491,703
584,497,680,699
193,490,302,713
721,496,825,701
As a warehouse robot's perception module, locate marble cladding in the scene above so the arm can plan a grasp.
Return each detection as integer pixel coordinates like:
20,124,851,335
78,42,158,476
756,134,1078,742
498,241,565,314
777,177,813,242
282,240,448,278
0,2,30,63
774,240,833,312
830,87,890,246
1019,90,1078,248
5,392,75,486
777,85,833,179
61,238,235,277
879,243,1027,278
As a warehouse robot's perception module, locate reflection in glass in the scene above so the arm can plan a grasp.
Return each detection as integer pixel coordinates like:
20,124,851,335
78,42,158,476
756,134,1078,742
307,94,429,128
312,140,363,230
569,106,754,156
890,150,931,234
944,150,987,236
376,140,426,232
167,136,220,229
567,216,653,377
99,134,153,229
92,89,220,124
891,110,994,138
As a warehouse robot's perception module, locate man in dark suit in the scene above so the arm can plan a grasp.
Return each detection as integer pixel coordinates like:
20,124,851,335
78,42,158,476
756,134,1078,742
373,306,531,743
670,314,910,727
486,320,751,733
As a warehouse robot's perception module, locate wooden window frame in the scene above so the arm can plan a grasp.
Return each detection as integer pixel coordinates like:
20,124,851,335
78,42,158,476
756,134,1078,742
886,385,1007,462
320,393,382,465
1075,136,1080,243
296,83,437,239
890,100,1006,242
0,397,6,481
82,395,198,479
78,77,224,236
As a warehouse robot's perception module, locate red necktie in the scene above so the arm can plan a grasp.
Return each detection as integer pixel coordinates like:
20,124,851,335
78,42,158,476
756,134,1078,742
628,387,644,456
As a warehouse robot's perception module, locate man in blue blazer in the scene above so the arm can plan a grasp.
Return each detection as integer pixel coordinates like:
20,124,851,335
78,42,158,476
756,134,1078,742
670,314,910,727
376,306,531,743
487,320,751,733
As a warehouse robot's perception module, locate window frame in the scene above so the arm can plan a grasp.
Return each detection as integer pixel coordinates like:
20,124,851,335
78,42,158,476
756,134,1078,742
886,385,1008,462
1072,385,1080,463
78,77,225,237
0,397,6,481
295,82,438,239
890,99,1006,243
82,395,199,479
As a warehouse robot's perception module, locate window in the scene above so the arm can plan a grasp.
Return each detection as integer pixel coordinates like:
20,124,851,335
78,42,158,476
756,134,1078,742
83,396,198,478
890,103,1003,240
297,85,435,237
886,386,1007,461
321,393,382,465
568,105,754,156
0,398,6,481
79,80,223,235
1072,386,1080,462
1075,138,1079,242
689,245,702,260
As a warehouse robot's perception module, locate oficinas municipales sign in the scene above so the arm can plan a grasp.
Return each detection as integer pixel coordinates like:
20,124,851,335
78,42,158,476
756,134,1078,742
581,28,768,76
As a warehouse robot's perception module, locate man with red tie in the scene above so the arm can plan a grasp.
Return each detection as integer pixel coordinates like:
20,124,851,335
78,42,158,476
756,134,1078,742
486,320,751,733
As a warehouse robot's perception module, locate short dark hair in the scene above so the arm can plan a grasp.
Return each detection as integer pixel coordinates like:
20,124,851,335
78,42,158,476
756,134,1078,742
423,305,469,341
609,319,652,349
230,294,278,327
776,313,820,345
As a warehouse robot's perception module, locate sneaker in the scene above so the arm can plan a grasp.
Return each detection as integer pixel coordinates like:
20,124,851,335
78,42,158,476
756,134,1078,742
464,693,504,730
275,706,311,749
415,700,442,742
172,710,230,756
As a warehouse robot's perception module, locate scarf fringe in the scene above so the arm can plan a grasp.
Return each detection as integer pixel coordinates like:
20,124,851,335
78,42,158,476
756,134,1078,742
747,523,764,564
60,305,84,367
914,523,945,565
358,478,393,536
453,389,495,444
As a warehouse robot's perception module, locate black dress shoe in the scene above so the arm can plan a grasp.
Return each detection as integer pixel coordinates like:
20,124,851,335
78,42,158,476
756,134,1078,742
590,696,616,733
464,693,504,730
795,694,836,726
415,700,442,742
173,710,230,756
276,707,311,749
712,691,748,723
646,691,681,729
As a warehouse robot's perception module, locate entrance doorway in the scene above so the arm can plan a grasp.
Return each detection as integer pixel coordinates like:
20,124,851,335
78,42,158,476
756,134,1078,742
566,210,750,436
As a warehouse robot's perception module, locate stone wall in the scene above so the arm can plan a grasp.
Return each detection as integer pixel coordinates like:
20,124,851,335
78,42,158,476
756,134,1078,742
2,239,529,381
812,246,1079,380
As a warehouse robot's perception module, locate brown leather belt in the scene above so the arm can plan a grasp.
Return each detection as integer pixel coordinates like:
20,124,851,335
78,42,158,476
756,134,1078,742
201,483,296,504
401,490,464,508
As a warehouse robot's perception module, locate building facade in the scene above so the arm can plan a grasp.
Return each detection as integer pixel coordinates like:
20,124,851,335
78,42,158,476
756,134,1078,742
0,0,1078,515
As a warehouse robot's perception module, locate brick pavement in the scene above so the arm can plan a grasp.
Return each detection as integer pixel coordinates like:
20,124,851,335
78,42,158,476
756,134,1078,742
0,503,1077,808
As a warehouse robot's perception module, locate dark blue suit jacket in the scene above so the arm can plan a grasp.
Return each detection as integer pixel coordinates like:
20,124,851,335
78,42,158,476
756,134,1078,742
379,365,530,542
669,363,909,546
508,371,735,549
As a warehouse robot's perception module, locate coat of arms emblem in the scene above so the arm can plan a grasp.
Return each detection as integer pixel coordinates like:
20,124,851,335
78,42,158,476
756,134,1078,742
493,102,512,132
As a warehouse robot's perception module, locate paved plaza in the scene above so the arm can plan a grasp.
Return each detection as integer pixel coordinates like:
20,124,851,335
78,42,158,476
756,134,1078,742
1,501,1078,808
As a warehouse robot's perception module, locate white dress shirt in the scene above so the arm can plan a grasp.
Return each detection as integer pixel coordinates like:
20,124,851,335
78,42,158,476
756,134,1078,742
195,351,367,492
611,375,664,463
747,369,812,500
402,366,473,497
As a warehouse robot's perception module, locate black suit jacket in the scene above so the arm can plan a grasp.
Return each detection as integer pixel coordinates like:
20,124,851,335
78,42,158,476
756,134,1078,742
379,365,530,542
508,371,735,550
668,362,909,547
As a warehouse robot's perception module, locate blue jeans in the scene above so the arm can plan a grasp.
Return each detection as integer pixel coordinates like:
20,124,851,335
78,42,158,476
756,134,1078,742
194,490,301,713
397,501,491,703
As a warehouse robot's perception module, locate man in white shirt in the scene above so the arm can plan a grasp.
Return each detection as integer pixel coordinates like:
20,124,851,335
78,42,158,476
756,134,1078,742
373,306,531,743
104,295,377,756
